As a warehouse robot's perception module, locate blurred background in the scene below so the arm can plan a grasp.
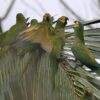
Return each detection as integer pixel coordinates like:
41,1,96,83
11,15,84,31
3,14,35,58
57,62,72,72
0,0,100,32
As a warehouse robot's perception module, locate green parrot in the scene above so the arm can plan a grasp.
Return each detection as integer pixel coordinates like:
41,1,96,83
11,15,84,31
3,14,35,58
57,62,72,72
3,13,28,46
81,87,94,100
71,21,100,71
0,13,29,57
51,16,69,58
19,15,69,89
19,13,54,54
16,13,54,81
30,19,38,26
49,16,69,89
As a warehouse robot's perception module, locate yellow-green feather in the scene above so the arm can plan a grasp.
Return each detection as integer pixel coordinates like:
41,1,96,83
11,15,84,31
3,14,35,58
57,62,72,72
72,21,100,70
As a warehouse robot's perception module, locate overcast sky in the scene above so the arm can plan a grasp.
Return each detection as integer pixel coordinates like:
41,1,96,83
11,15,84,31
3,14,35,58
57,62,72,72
0,0,100,31
0,0,100,77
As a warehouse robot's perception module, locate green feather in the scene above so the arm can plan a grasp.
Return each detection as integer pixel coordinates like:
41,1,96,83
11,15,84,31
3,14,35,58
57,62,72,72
30,19,38,26
71,21,100,70
50,16,68,89
17,19,39,57
4,13,28,46
0,32,7,47
19,13,54,53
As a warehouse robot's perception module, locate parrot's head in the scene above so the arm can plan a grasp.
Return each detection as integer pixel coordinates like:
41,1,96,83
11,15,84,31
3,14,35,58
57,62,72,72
43,13,53,23
55,16,69,29
74,21,84,32
74,21,85,42
58,16,69,26
31,19,38,26
84,87,93,96
16,13,26,23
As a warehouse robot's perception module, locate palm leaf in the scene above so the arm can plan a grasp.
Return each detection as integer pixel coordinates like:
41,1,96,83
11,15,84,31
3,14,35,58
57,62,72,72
0,18,100,100
0,48,98,100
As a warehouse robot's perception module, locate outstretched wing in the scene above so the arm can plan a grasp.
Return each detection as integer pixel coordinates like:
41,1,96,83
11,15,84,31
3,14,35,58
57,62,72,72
19,24,53,53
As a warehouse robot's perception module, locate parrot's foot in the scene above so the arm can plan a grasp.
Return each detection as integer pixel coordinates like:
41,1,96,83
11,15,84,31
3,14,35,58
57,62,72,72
73,60,83,70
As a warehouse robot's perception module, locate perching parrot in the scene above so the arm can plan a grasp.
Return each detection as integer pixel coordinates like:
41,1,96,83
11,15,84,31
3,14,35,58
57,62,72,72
16,19,39,57
3,13,28,46
71,21,100,71
0,32,7,47
19,14,69,89
19,13,54,54
16,13,54,84
49,16,69,89
0,13,29,57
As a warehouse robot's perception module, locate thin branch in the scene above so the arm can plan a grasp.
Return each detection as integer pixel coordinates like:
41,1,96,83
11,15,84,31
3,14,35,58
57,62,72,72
60,0,83,21
0,0,16,32
60,0,93,28
22,0,42,16
1,0,16,21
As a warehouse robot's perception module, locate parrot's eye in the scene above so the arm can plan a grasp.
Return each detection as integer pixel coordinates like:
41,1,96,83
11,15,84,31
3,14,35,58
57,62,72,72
74,21,79,27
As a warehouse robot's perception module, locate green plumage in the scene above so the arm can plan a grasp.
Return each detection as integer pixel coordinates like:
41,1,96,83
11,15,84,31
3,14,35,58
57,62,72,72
50,16,68,89
17,19,38,56
3,13,28,46
30,19,38,26
19,15,68,89
71,21,100,70
19,13,54,53
0,32,7,47
81,87,95,100
51,16,68,58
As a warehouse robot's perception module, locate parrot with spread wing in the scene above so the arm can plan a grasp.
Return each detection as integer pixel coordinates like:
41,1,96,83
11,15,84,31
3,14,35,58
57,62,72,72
19,14,69,89
19,13,54,54
15,18,39,57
